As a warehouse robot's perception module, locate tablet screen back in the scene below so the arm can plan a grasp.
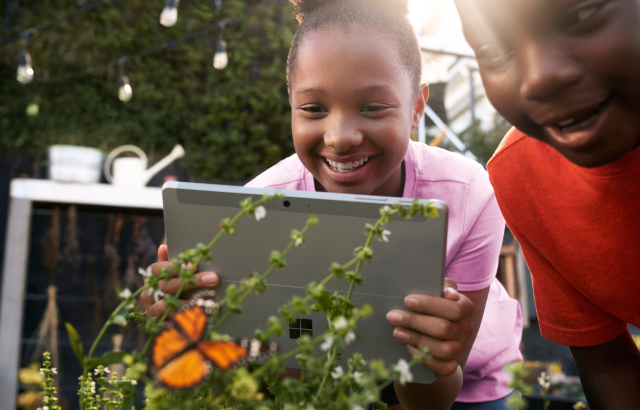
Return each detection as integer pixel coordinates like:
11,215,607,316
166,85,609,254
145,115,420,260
163,182,448,383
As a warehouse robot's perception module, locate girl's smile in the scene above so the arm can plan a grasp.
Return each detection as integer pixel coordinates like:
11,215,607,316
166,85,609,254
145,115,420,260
289,26,425,196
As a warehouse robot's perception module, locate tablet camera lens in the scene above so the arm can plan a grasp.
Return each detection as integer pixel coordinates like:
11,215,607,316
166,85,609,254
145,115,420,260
283,200,290,207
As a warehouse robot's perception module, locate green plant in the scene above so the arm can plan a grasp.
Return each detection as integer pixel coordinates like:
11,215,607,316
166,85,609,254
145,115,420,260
39,195,439,409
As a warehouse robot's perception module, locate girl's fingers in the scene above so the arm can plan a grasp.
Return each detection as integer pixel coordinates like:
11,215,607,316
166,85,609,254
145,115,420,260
145,299,188,319
156,271,219,294
386,310,466,340
158,244,168,262
151,261,178,277
402,291,473,322
443,277,458,292
392,327,463,362
407,345,459,377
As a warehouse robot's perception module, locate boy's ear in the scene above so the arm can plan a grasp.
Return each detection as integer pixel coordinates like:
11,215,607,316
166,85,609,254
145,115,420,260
411,83,429,128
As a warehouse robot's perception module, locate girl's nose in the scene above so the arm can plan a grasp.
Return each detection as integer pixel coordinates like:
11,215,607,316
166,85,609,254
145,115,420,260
519,36,582,103
323,115,364,153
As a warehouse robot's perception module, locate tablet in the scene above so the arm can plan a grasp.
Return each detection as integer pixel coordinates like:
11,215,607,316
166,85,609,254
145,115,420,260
162,181,448,383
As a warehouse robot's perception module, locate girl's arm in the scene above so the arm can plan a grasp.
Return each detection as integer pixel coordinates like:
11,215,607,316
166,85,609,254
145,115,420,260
390,284,490,410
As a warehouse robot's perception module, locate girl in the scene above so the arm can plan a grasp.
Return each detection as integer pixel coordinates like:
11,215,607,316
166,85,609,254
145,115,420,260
142,0,523,408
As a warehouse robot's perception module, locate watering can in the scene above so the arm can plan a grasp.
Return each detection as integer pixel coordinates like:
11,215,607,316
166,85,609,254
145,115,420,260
104,144,185,187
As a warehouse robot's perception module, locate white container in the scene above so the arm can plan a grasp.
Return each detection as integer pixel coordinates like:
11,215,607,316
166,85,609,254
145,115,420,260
48,145,104,183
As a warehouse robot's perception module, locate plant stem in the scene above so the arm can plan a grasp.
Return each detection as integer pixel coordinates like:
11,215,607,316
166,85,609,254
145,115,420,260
213,221,313,330
139,201,264,355
250,332,329,379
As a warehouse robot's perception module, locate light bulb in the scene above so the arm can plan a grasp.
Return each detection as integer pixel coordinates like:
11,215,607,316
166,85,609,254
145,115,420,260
17,50,34,84
213,39,228,69
119,75,133,102
160,0,179,27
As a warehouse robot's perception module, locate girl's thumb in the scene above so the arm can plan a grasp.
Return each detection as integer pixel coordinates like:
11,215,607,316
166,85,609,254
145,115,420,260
158,244,169,262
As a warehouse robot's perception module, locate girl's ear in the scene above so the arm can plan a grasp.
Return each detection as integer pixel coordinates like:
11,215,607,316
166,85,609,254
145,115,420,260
411,83,429,128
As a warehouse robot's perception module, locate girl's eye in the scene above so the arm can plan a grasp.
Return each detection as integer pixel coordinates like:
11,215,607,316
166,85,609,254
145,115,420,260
361,105,386,113
302,106,327,114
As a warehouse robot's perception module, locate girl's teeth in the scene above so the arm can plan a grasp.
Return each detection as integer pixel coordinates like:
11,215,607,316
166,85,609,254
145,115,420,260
325,156,370,172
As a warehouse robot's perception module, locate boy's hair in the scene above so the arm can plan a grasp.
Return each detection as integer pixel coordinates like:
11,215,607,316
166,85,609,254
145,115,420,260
287,0,422,98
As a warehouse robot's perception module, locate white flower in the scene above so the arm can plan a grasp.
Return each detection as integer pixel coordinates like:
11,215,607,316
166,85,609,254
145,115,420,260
353,406,365,410
138,266,152,277
130,379,138,385
294,236,304,247
104,367,111,373
42,407,49,410
51,367,57,374
344,331,356,345
153,289,166,303
381,229,391,242
320,336,334,351
352,371,363,384
94,368,100,375
254,205,267,221
333,317,348,330
331,366,344,379
90,381,96,393
537,372,550,390
118,288,132,299
39,368,45,375
394,358,413,385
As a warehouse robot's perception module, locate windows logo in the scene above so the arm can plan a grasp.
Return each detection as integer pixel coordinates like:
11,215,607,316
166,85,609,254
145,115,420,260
289,318,313,339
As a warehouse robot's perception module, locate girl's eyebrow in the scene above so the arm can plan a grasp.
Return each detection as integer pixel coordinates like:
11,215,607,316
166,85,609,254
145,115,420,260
295,85,394,96
296,87,327,96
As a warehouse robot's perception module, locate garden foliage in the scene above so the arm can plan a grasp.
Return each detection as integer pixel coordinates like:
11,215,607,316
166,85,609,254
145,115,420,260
0,0,297,180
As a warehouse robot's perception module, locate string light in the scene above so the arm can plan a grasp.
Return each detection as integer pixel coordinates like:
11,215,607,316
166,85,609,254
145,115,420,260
160,0,179,27
213,29,228,70
118,59,133,102
16,32,34,84
29,0,278,85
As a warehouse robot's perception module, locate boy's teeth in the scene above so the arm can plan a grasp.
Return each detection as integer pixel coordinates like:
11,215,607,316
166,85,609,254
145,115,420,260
561,114,598,133
325,156,370,172
558,118,575,127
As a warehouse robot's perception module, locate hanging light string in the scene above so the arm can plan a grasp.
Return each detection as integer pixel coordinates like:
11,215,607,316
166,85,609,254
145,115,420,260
34,0,279,85
0,0,125,48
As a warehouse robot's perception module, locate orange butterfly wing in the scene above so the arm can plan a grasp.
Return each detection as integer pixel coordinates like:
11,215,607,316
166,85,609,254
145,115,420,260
152,327,190,369
173,306,207,343
198,341,247,370
156,349,210,389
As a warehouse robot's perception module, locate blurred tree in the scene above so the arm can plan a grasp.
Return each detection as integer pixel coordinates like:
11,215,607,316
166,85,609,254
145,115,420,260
0,0,297,181
427,115,512,166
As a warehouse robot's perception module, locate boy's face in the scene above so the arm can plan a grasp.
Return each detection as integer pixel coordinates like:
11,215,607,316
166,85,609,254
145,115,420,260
289,27,424,196
455,0,640,167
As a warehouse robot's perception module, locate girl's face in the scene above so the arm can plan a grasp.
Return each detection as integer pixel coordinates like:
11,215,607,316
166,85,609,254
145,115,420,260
290,26,425,197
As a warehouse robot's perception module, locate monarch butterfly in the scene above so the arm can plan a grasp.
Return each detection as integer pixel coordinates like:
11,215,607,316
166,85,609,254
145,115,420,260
151,290,276,388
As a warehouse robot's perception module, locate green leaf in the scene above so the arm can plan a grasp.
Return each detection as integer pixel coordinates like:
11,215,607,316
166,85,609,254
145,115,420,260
65,323,84,365
85,351,128,368
112,315,128,327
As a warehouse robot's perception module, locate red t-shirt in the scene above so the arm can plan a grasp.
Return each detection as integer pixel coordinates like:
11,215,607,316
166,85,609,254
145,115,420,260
488,128,640,347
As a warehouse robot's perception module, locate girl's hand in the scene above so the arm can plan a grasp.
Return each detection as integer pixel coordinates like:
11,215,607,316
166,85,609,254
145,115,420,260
140,244,220,318
385,278,474,376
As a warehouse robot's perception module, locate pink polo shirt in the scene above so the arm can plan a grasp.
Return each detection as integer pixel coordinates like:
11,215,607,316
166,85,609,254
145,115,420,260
247,141,523,402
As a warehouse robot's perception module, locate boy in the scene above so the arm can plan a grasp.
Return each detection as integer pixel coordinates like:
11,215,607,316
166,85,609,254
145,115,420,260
453,0,640,407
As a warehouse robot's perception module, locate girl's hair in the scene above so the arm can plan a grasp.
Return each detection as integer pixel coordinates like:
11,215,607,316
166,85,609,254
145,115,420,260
287,0,422,98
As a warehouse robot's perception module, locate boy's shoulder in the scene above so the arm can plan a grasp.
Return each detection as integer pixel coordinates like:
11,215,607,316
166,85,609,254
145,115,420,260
407,140,486,186
245,153,309,190
487,127,533,170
